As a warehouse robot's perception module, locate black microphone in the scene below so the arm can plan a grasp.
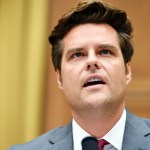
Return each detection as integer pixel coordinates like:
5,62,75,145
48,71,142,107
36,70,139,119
82,137,99,150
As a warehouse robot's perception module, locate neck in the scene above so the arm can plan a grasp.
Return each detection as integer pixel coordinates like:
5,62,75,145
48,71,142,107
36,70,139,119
72,104,124,138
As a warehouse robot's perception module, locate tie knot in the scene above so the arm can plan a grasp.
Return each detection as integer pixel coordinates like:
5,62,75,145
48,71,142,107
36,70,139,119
98,139,109,150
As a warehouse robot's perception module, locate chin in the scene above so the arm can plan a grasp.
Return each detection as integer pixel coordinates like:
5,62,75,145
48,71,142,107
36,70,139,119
84,97,107,106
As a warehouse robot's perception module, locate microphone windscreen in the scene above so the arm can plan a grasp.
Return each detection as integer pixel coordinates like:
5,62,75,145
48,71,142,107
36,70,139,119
82,137,99,150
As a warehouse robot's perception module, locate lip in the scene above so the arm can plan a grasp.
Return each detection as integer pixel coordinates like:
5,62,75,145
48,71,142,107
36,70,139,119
83,74,106,88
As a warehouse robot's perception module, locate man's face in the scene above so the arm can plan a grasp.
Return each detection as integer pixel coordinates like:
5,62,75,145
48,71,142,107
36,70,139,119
56,23,131,113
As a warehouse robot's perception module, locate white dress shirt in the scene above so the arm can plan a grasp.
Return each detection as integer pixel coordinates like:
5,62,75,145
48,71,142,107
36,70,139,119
72,109,126,150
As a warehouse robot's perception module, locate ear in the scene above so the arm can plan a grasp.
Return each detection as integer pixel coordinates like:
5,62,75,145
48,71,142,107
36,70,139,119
125,63,132,85
56,70,63,90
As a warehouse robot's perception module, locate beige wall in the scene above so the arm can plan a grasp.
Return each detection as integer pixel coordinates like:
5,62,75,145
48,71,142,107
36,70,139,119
44,0,150,131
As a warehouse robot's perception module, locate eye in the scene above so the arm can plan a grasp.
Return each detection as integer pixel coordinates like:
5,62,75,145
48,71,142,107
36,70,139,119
71,52,84,58
100,50,112,55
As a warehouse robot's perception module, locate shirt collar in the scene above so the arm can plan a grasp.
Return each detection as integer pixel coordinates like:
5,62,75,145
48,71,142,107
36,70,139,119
102,109,126,150
72,109,126,150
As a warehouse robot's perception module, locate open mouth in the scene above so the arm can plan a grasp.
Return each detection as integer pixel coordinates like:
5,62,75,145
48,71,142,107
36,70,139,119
83,77,105,87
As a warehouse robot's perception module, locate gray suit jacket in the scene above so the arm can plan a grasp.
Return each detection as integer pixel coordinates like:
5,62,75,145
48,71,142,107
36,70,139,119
9,111,150,150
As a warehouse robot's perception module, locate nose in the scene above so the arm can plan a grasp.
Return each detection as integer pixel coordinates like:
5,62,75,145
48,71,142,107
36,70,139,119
86,63,100,71
85,51,101,71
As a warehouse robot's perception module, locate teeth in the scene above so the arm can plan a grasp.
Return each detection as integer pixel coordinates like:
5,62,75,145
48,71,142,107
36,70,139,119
87,78,101,83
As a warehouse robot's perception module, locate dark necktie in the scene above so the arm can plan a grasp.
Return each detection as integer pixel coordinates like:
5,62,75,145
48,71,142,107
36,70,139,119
98,139,109,150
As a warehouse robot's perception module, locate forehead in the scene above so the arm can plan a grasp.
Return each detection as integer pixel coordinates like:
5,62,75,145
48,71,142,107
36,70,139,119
63,23,120,50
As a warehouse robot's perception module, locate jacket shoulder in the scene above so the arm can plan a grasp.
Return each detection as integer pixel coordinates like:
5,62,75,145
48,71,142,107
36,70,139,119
126,111,150,136
9,123,72,150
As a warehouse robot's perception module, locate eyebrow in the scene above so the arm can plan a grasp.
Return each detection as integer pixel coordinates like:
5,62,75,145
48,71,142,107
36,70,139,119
97,44,118,51
65,44,118,56
65,47,83,56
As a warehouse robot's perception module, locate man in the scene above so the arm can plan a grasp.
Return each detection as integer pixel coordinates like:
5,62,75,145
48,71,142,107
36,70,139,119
9,0,150,150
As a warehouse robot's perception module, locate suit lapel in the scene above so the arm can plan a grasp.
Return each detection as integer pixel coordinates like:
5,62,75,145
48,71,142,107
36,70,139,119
122,111,150,150
48,122,73,150
46,112,150,150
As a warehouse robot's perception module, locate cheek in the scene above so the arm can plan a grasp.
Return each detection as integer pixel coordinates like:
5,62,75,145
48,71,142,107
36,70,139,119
113,68,128,91
105,61,127,85
61,65,79,88
62,61,83,77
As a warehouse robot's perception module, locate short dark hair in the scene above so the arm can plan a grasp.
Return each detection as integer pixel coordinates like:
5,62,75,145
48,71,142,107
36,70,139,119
49,0,134,71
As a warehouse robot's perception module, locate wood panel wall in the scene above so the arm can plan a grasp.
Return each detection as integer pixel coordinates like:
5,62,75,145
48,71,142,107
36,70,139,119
44,0,150,132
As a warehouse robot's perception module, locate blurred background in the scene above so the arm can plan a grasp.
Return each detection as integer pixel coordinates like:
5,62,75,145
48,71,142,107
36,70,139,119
0,0,150,149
